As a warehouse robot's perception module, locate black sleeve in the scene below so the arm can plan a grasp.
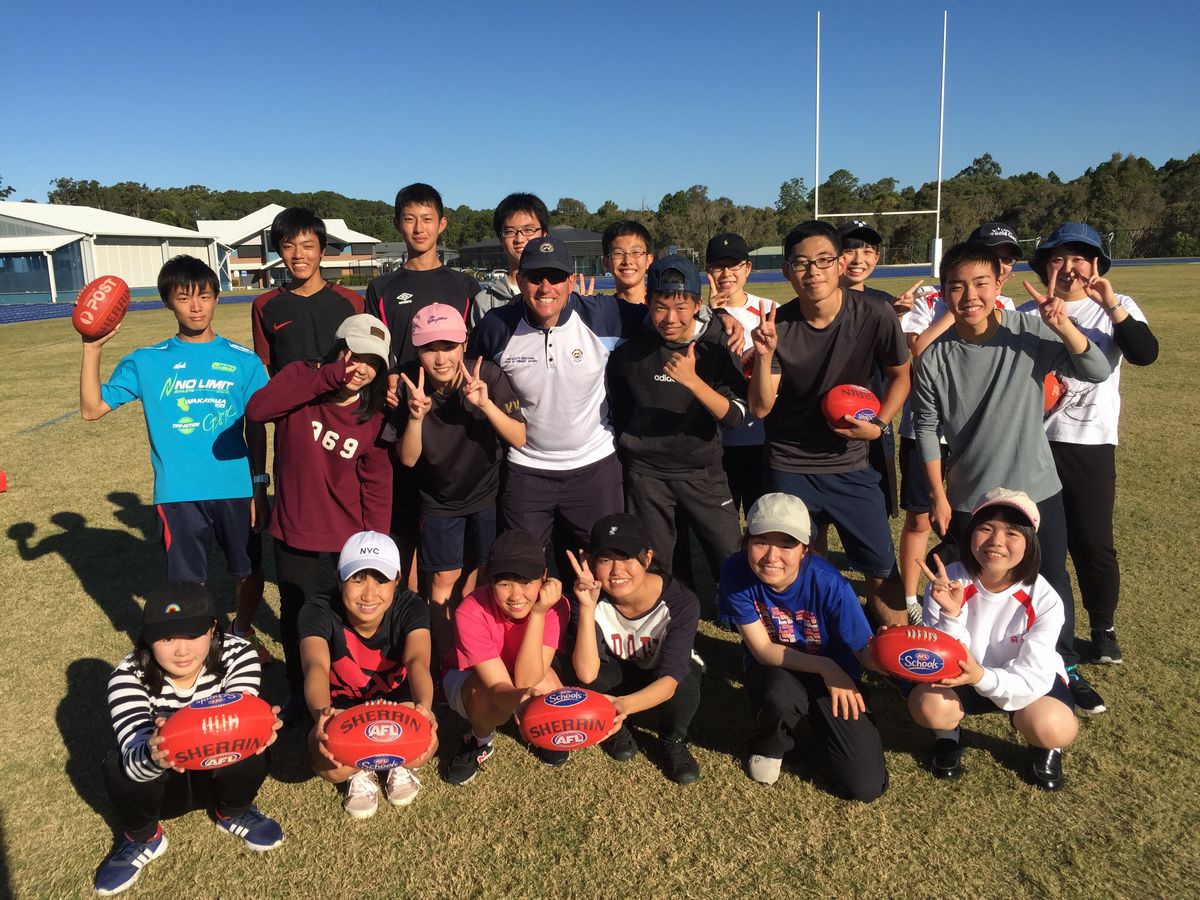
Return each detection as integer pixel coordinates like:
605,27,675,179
654,580,700,682
702,327,747,430
298,596,335,642
605,350,635,436
391,591,431,640
1112,316,1159,366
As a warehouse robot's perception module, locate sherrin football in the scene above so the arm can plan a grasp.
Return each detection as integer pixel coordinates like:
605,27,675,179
325,702,432,771
821,384,880,428
520,687,616,751
157,692,276,770
71,275,130,339
1043,372,1066,415
870,626,969,683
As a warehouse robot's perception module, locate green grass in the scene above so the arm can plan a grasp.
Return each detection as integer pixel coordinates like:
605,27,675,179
2,266,1199,897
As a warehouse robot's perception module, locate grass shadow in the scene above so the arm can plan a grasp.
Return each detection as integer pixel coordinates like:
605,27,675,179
56,658,122,832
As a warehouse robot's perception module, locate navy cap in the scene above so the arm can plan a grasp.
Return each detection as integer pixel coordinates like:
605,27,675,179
968,222,1022,258
1031,222,1111,276
837,220,882,247
518,236,574,275
705,232,750,265
646,254,701,298
142,582,216,643
589,513,651,559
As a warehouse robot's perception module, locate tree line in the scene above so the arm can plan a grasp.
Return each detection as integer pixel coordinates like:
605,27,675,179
27,150,1200,262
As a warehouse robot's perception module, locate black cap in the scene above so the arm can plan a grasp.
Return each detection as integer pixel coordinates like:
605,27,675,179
142,582,216,643
646,254,701,298
486,530,547,580
968,222,1022,258
705,232,750,265
518,236,573,275
589,513,651,558
836,220,882,246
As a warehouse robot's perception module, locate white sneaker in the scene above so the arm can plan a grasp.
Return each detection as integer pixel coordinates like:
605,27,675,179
906,601,923,625
343,771,379,819
747,754,782,785
385,766,421,807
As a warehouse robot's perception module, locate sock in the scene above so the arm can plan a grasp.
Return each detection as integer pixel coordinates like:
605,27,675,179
933,728,960,742
471,730,494,746
905,595,918,607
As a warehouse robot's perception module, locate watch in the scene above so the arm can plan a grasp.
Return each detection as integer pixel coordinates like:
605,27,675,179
252,474,270,487
869,417,888,432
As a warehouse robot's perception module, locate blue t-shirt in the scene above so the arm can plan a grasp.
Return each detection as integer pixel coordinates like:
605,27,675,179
100,335,268,503
718,551,872,680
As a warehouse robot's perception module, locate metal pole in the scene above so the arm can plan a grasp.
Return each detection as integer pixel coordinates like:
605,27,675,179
814,9,821,221
931,9,948,274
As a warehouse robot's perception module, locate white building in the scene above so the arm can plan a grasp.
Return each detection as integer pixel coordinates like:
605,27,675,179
0,201,218,304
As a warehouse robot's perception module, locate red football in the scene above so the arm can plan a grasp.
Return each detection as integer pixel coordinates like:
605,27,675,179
821,384,880,429
325,702,432,771
157,692,276,770
870,626,969,683
520,687,616,751
71,275,130,339
1043,372,1066,415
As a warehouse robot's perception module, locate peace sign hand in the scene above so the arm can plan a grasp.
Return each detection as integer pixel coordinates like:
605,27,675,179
707,272,733,308
399,368,432,421
893,279,925,315
565,549,601,611
750,302,778,357
1081,259,1118,311
916,553,965,617
1023,278,1067,331
460,357,489,409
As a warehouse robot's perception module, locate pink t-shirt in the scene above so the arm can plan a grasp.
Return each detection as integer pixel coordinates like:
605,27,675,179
453,585,569,673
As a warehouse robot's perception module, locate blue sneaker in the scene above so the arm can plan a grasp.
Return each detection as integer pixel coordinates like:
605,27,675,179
94,828,168,896
215,806,284,851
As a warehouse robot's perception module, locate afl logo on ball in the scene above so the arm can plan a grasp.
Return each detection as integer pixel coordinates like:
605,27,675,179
201,752,242,768
551,731,588,748
544,688,587,708
366,721,402,743
899,649,944,676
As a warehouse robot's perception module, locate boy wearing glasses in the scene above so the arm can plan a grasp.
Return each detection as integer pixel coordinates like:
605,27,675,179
748,221,910,627
471,193,549,328
602,221,655,305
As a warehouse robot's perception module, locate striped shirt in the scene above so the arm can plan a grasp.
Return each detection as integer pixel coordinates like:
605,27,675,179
107,634,261,782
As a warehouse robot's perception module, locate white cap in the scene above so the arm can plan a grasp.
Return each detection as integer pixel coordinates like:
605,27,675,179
334,314,391,366
746,493,812,545
337,531,401,581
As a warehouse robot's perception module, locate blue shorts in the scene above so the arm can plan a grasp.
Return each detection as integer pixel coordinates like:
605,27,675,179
419,505,498,573
954,674,1075,718
156,498,257,583
899,438,950,515
765,467,897,578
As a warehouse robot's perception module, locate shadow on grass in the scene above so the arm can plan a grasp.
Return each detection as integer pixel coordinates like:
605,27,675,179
57,658,122,832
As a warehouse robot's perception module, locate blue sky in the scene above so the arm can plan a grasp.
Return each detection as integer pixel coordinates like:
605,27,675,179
4,0,1198,212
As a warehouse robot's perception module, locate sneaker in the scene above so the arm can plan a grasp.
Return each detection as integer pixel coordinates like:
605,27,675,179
660,739,700,785
447,735,494,786
1091,628,1123,665
94,828,168,896
906,601,924,626
746,754,782,785
215,806,284,851
385,765,421,806
533,745,570,767
600,726,638,762
931,729,963,779
1067,667,1107,716
342,770,379,819
1031,747,1064,791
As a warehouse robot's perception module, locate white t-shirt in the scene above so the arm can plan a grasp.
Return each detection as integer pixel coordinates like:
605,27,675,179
713,292,774,448
1018,293,1146,446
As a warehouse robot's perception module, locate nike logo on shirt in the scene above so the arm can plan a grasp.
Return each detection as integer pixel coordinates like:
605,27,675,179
273,321,293,331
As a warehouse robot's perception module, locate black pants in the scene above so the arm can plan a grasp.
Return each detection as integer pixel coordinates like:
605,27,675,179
274,540,332,695
745,665,886,802
586,657,703,743
722,444,766,520
625,468,741,584
103,750,268,842
1052,442,1120,630
950,490,1078,666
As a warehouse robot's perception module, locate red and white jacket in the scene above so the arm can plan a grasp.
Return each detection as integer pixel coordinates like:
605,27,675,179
922,561,1068,711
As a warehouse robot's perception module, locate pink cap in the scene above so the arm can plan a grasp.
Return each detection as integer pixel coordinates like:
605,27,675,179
411,303,467,347
971,488,1041,532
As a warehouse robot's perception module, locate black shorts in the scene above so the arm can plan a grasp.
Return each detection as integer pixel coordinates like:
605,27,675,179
899,438,950,515
954,674,1074,718
156,498,257,583
418,505,498,573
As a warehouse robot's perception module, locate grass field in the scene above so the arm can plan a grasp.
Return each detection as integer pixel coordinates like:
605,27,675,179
2,267,1199,898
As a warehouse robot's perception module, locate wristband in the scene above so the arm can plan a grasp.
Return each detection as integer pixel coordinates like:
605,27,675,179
252,474,270,487
869,417,888,432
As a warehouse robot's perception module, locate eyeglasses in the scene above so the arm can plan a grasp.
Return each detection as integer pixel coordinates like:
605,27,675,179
500,225,543,240
706,261,748,274
608,249,648,261
786,256,838,272
523,270,570,285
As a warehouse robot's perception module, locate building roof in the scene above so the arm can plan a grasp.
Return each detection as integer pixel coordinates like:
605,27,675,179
749,245,783,256
0,234,83,254
0,201,215,240
198,204,379,248
459,226,602,252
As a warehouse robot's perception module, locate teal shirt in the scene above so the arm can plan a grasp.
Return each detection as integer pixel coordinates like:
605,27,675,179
100,335,268,504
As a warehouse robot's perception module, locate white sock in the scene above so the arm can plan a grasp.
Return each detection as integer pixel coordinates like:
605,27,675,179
472,730,495,745
905,595,919,607
934,728,960,742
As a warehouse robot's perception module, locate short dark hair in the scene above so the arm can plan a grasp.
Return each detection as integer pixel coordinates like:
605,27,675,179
939,241,1001,284
961,504,1041,587
493,193,549,237
270,207,327,252
841,236,879,252
602,220,653,256
783,220,840,261
1030,241,1101,285
158,255,220,305
395,183,444,219
133,618,224,698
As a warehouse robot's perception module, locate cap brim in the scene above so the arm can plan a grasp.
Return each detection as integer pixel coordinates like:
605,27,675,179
338,558,400,582
143,616,213,644
413,328,467,347
747,518,811,544
972,499,1039,531
485,558,546,580
343,336,391,364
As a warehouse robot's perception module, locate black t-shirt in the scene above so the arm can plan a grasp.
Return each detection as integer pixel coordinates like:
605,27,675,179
590,574,701,683
382,360,524,515
251,284,364,374
297,590,429,708
365,266,481,369
766,290,908,473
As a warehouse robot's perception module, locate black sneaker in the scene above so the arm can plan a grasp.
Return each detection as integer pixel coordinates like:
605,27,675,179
533,745,570,767
1090,628,1123,665
1067,667,1107,716
1031,747,1064,791
446,735,494,786
931,729,963,779
660,739,700,785
600,726,638,762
